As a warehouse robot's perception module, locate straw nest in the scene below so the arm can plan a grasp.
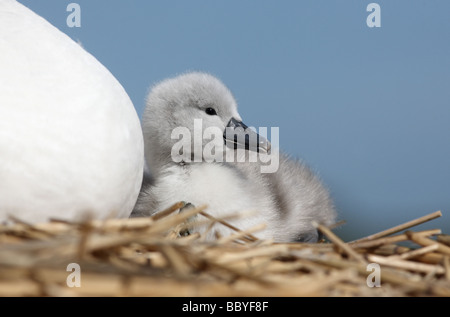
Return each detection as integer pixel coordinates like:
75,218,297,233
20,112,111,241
0,202,449,297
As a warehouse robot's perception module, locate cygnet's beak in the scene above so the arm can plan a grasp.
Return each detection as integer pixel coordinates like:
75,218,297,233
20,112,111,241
223,117,271,153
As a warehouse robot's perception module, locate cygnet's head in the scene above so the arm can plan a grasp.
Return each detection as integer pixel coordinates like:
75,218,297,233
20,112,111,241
143,72,270,173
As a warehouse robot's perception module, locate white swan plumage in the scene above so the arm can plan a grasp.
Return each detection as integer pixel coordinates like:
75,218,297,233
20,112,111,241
0,0,144,223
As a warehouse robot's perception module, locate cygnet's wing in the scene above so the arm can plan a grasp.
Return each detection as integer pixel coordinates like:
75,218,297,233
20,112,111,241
261,153,336,241
131,170,156,217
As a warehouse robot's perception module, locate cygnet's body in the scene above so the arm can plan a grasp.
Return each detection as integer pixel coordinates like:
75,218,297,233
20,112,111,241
133,72,336,242
0,0,144,223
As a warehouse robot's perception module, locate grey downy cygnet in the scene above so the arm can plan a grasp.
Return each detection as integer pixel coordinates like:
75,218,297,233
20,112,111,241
132,72,336,242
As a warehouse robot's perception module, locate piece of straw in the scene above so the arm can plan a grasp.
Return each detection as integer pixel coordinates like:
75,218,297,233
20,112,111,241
406,231,450,256
313,221,366,264
351,229,441,249
351,210,442,243
387,244,439,260
368,254,445,274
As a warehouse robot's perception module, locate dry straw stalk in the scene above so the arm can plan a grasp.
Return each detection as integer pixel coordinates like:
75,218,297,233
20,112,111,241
0,204,449,297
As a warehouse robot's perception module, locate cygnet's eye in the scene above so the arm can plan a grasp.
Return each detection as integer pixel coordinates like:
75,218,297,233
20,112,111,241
205,107,217,116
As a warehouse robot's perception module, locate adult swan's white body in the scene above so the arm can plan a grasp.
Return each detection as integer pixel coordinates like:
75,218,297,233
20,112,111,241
0,0,144,223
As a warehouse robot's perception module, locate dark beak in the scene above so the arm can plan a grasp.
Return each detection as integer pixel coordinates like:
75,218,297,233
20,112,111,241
223,117,271,153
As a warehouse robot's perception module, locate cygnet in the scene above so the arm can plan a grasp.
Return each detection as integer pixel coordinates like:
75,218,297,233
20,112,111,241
133,72,336,242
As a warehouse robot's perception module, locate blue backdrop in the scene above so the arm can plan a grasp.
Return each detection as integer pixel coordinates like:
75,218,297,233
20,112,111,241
19,0,450,240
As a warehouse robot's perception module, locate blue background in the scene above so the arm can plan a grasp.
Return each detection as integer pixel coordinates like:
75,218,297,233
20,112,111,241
19,0,450,240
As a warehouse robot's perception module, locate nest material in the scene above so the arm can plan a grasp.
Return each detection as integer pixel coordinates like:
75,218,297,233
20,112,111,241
0,202,449,297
